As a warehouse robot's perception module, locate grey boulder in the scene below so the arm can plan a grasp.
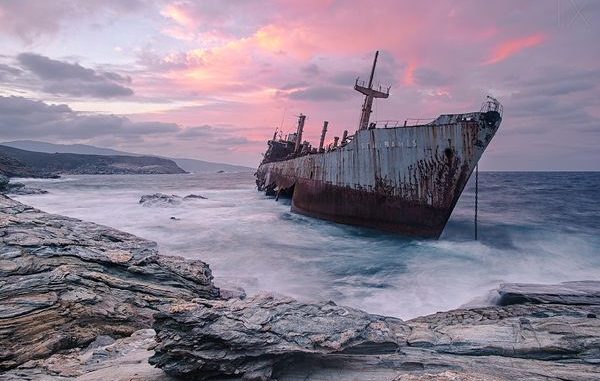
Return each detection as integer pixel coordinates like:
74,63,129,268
150,293,410,380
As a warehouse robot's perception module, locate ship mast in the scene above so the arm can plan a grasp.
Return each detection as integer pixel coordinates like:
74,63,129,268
355,51,390,130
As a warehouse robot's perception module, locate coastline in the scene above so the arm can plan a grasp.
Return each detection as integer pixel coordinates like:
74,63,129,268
1,194,599,380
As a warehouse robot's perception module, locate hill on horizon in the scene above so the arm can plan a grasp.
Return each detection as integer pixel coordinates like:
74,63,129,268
0,145,186,177
1,140,254,173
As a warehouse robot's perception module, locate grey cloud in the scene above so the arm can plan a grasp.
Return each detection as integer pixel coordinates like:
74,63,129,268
330,71,359,86
279,81,308,90
16,53,133,98
0,96,252,151
413,68,452,87
161,0,272,38
0,63,22,76
177,125,251,147
178,125,216,139
0,96,176,140
288,86,353,101
301,63,320,76
42,80,133,98
512,68,600,98
0,0,147,43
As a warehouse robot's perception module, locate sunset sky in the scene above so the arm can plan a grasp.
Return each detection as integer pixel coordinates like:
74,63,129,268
0,0,598,169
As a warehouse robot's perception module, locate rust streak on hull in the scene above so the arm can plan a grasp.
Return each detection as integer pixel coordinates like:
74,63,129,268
291,178,454,238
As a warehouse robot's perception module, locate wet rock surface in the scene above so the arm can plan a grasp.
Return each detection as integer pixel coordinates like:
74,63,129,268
0,195,219,370
149,284,600,380
1,194,599,380
139,193,207,207
149,293,410,380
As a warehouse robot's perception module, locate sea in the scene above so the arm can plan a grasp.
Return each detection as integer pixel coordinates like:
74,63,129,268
14,171,600,320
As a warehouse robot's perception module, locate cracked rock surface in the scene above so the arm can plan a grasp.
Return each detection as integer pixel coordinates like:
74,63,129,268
149,293,410,380
150,283,600,380
0,195,219,370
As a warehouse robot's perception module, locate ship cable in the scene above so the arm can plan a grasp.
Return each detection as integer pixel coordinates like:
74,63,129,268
474,164,478,240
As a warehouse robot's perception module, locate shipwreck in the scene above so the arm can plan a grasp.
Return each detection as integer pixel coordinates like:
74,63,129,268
256,51,502,238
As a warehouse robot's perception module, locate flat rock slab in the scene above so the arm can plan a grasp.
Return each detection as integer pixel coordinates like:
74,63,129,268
0,195,220,370
497,281,600,305
150,293,410,380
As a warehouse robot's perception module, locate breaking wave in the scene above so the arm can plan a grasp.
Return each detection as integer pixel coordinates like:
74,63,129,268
15,171,600,319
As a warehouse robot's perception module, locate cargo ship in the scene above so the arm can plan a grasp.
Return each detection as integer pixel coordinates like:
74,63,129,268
256,51,502,238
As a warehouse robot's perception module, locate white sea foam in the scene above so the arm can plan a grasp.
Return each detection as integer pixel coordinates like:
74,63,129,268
14,173,600,319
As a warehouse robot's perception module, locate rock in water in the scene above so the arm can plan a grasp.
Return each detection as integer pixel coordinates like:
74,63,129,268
0,174,8,191
0,195,220,370
139,193,207,207
183,194,207,200
0,174,48,195
139,193,183,206
3,181,48,195
150,293,410,380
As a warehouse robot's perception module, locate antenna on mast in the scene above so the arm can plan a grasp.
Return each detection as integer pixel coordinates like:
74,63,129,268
355,51,390,130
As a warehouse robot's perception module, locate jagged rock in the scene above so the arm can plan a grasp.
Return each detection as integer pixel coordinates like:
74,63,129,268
139,193,183,206
151,283,600,381
1,329,175,381
407,303,600,361
0,195,220,370
183,194,207,200
139,193,207,207
150,293,410,380
3,181,48,195
0,176,48,195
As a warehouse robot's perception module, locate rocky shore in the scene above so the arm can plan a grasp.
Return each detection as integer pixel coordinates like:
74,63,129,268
1,194,599,380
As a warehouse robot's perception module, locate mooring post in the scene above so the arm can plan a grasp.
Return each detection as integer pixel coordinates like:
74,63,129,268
474,164,478,240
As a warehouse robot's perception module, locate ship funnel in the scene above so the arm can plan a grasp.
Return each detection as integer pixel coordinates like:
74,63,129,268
355,51,390,130
319,121,328,152
294,114,306,153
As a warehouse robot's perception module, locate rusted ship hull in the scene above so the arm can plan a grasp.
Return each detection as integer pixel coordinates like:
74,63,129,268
256,110,501,238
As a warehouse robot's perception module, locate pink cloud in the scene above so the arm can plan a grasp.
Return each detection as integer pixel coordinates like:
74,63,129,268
2,1,598,168
485,33,546,65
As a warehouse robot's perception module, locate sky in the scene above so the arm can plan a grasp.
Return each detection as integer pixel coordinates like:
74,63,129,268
0,0,598,169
